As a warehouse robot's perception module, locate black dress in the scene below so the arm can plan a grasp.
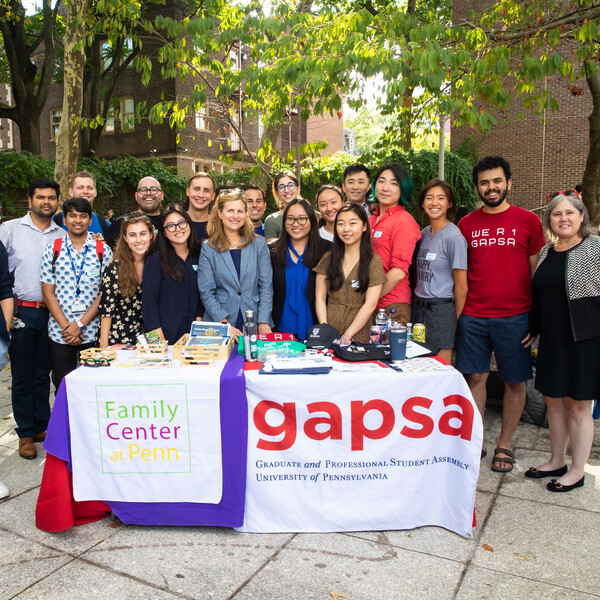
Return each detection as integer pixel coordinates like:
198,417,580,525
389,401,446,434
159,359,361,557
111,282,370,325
533,245,600,400
98,261,143,346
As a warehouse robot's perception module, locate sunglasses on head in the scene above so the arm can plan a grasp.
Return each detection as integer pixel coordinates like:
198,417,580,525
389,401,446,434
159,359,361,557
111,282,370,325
546,190,580,203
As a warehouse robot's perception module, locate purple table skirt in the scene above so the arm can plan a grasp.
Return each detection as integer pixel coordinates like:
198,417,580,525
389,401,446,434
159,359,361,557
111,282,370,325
44,350,248,527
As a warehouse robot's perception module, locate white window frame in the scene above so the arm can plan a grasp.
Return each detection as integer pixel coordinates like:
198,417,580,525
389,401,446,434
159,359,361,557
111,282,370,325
230,109,240,151
50,109,61,140
195,106,209,132
121,97,135,132
229,49,239,72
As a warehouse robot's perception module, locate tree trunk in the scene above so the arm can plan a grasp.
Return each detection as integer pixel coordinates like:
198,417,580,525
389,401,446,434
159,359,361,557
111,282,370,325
583,63,600,227
250,121,284,191
401,0,417,152
54,0,87,206
16,111,42,155
0,0,58,154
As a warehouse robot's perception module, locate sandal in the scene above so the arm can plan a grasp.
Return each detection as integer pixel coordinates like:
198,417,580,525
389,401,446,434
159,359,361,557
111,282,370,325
491,447,515,473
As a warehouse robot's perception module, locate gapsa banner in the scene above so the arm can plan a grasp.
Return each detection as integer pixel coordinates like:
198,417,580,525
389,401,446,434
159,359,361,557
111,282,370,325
240,367,482,537
67,367,224,504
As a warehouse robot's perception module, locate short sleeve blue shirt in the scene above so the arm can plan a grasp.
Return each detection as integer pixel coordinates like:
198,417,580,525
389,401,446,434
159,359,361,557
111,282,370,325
40,233,112,343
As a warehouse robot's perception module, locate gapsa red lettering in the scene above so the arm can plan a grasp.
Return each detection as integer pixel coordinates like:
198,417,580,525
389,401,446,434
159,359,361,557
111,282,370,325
253,396,474,451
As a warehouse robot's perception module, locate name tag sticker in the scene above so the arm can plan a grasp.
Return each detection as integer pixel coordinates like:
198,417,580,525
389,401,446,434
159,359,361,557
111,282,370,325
426,253,437,261
373,231,382,238
71,300,86,314
351,280,359,288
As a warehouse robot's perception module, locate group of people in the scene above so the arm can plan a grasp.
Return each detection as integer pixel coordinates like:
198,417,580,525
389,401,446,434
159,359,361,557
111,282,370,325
0,155,597,502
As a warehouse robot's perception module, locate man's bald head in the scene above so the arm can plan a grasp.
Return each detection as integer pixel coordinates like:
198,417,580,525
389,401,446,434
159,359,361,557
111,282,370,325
135,177,163,215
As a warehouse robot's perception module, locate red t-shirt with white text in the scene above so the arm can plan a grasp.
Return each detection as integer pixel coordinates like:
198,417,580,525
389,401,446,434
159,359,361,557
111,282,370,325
458,205,545,317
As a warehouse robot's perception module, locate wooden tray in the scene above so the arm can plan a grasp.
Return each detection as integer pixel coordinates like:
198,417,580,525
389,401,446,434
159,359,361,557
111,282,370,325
79,348,117,362
173,334,235,366
136,340,168,358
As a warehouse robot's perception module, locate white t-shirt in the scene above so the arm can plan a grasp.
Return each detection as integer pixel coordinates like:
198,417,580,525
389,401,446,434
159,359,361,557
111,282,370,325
319,227,334,242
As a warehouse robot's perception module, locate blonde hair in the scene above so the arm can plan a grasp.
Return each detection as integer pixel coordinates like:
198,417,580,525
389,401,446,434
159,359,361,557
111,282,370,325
207,189,255,252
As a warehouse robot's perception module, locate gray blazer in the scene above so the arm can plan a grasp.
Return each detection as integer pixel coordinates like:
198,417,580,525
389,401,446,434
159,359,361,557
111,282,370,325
198,236,273,326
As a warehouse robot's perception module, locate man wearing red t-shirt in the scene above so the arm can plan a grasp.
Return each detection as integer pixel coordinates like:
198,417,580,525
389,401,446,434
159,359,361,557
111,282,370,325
457,156,545,473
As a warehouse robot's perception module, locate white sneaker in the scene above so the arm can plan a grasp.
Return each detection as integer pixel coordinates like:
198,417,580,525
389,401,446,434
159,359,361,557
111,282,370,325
0,480,9,499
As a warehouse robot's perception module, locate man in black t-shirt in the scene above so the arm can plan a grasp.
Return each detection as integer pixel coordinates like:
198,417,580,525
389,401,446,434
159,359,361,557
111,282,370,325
105,176,163,249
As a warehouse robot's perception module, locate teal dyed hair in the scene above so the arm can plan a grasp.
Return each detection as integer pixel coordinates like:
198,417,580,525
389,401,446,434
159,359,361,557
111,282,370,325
374,163,415,206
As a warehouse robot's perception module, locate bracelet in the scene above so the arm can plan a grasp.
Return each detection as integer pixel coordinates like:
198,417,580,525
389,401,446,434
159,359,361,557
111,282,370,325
76,320,84,330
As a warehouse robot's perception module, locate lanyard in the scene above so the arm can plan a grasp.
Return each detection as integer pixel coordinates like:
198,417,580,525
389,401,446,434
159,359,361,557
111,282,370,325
64,243,89,296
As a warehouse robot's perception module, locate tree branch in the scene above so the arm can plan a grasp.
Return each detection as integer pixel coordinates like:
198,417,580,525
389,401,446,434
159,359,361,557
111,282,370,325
460,4,600,43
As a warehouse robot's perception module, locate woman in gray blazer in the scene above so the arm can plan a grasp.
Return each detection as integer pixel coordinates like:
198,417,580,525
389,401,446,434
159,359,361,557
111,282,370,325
198,189,273,338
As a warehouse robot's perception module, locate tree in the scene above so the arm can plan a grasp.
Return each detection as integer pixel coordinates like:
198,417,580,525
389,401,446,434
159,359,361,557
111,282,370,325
54,0,87,202
214,0,598,219
0,0,60,154
142,0,325,188
452,0,600,223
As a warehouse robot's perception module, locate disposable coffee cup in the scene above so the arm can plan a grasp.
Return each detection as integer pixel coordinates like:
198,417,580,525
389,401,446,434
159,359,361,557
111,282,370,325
389,326,407,362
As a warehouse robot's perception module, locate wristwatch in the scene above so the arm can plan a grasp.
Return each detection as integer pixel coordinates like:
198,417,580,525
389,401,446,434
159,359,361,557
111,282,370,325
76,320,85,330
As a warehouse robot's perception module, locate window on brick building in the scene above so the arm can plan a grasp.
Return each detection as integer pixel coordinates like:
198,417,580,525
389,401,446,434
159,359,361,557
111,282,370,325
195,162,213,173
230,110,240,151
50,109,61,140
195,106,209,131
121,97,135,132
102,38,133,71
229,49,239,72
258,114,264,141
104,105,115,133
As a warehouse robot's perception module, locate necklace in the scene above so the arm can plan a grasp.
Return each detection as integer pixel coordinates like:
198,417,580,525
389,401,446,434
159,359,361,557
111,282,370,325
229,238,242,249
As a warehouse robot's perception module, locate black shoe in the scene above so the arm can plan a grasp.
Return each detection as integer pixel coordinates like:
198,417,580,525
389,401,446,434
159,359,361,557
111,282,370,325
547,476,585,492
525,465,568,479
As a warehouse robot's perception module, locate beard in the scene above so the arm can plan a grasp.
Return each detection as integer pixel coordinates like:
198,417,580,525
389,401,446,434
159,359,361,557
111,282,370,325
478,186,508,208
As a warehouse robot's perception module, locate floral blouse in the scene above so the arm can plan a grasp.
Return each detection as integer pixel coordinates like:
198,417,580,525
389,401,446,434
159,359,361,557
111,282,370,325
98,261,143,346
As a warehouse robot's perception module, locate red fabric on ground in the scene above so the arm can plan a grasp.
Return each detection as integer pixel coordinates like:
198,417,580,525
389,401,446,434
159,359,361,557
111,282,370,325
36,453,111,532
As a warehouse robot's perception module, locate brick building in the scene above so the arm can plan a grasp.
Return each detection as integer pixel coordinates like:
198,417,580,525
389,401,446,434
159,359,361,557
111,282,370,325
0,0,344,178
452,0,592,212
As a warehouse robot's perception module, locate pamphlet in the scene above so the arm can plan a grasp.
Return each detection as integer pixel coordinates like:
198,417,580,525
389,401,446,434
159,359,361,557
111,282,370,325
189,321,231,338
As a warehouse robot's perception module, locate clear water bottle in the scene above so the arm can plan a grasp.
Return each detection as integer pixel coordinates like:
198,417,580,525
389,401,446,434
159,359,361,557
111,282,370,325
375,309,389,344
406,322,413,341
243,310,258,361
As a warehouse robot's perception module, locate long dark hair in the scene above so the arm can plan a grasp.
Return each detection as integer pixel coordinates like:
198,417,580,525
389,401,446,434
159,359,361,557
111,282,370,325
327,204,373,293
272,199,325,268
157,203,200,282
316,184,344,228
115,212,155,297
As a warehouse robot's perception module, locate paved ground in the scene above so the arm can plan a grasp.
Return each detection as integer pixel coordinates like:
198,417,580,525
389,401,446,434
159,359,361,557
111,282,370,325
1,363,599,600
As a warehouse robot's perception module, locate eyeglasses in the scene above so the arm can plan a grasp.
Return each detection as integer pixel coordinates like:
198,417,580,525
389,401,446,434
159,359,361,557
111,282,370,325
137,186,162,194
81,356,113,368
546,190,580,202
285,215,308,226
164,219,189,233
277,182,298,193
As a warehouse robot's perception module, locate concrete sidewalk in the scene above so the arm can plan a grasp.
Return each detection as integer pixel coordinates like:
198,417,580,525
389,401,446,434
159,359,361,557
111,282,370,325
1,363,599,600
